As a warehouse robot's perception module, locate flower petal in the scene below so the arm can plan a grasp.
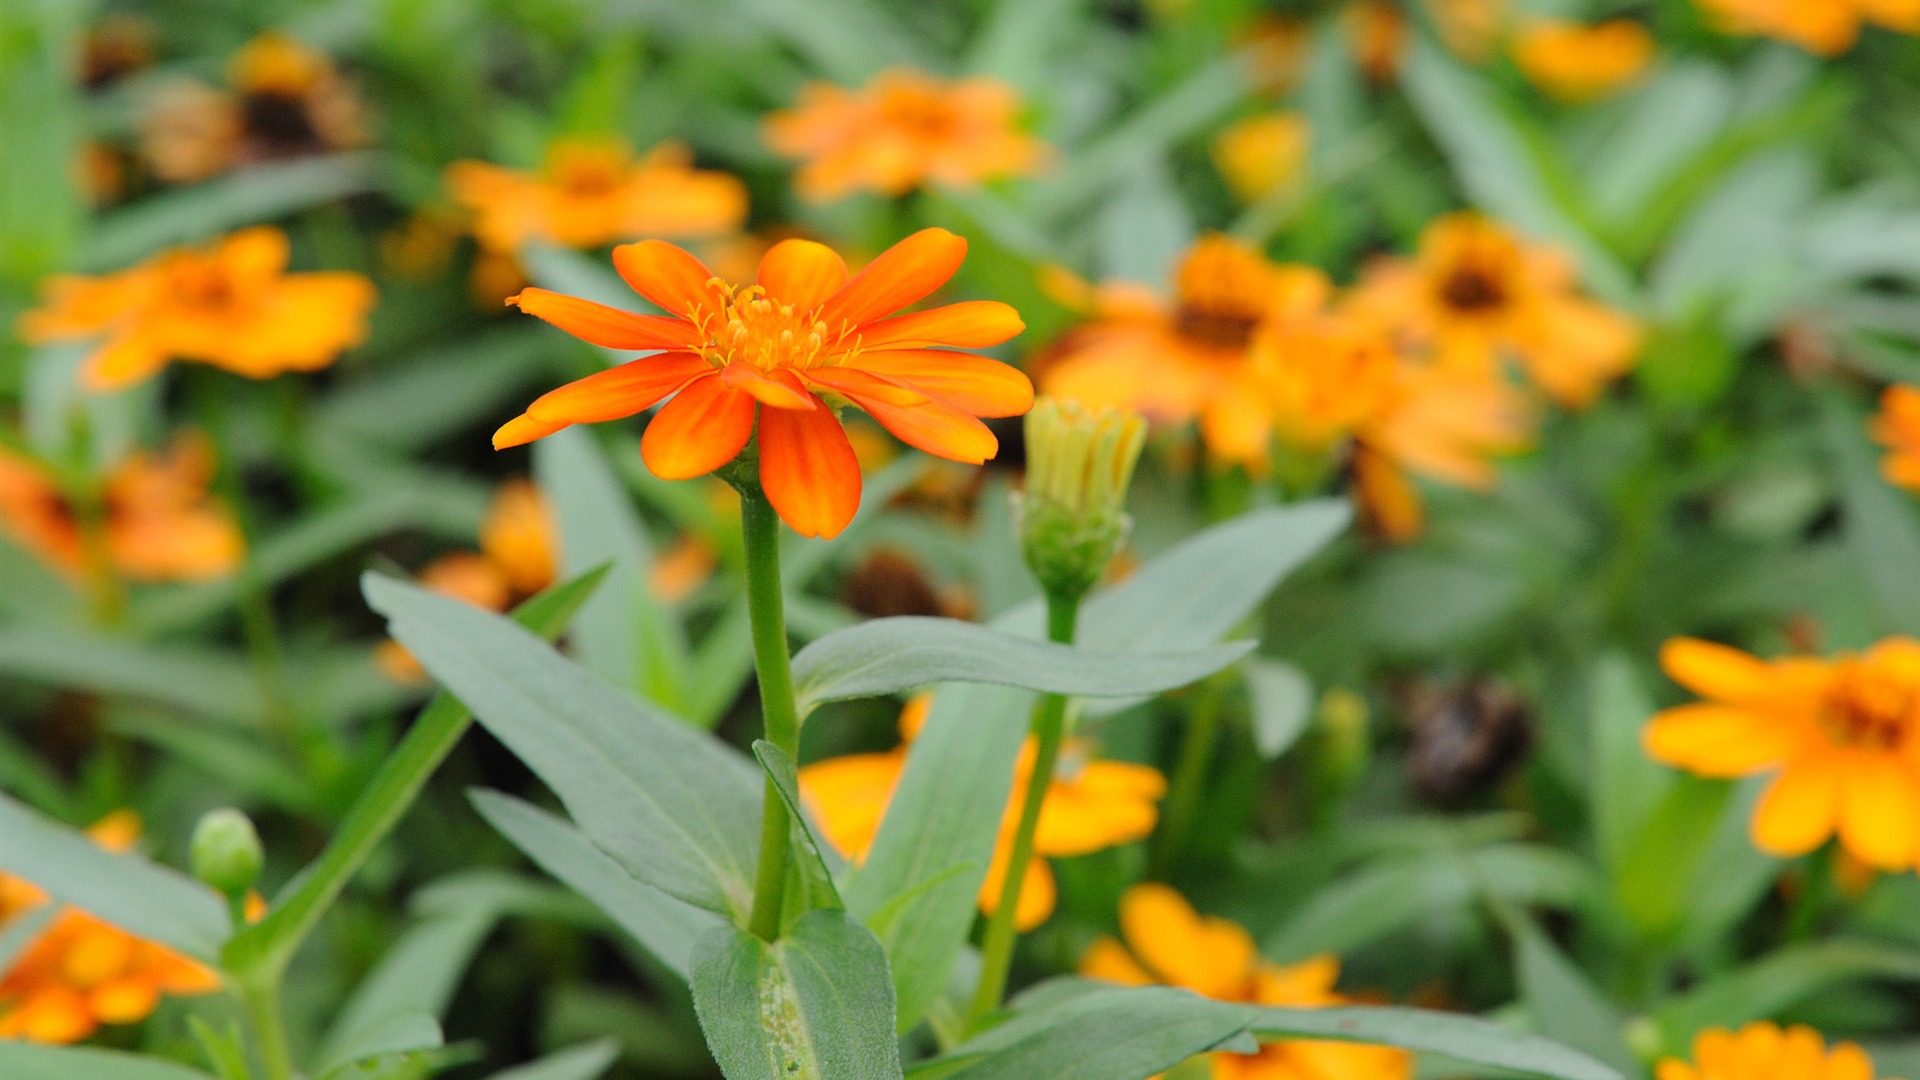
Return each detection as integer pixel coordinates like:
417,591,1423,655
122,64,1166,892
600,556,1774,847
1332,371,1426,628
1751,753,1843,857
1838,753,1920,869
1119,883,1255,999
1641,705,1796,777
493,412,569,450
758,393,862,539
831,381,999,463
526,351,712,424
819,227,968,329
1659,638,1781,704
510,288,701,350
851,349,1034,417
640,373,754,479
720,363,817,410
612,240,721,319
1079,938,1155,986
757,239,849,310
802,366,931,407
857,301,1025,349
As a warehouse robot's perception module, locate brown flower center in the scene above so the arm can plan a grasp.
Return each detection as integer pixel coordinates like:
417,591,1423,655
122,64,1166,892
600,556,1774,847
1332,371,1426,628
1172,235,1275,351
1439,265,1509,313
1819,665,1920,751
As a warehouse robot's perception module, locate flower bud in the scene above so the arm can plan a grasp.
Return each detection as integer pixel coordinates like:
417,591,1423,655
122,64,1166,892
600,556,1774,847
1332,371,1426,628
191,808,263,899
1018,397,1148,603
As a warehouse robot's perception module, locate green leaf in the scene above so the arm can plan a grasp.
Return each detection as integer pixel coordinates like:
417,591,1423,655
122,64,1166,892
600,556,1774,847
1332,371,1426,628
1245,659,1313,760
1496,910,1636,1071
924,985,1250,1080
1612,776,1738,941
0,631,263,725
1248,1006,1621,1080
365,574,762,920
1587,654,1671,875
1655,939,1920,1045
484,1043,621,1080
963,0,1083,90
1096,161,1192,287
790,615,1252,716
0,1044,219,1080
470,789,722,979
0,793,228,961
313,329,548,453
1821,391,1920,637
753,741,844,914
316,1014,445,1079
689,911,903,1080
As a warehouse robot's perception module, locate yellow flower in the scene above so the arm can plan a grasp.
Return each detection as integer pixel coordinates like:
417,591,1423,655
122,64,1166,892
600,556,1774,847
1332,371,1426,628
764,69,1047,201
1082,884,1412,1080
1511,19,1655,103
0,813,221,1044
1211,113,1310,204
1646,637,1920,870
19,226,376,391
800,697,1166,930
1656,1022,1899,1080
1872,384,1920,493
1346,212,1641,409
0,434,244,584
445,137,748,253
1693,0,1920,56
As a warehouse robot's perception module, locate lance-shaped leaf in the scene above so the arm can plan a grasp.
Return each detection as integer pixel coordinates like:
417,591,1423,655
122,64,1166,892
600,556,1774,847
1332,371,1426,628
365,575,761,921
484,1042,621,1080
0,1043,220,1080
920,986,1253,1080
0,793,229,961
1248,1006,1622,1080
790,615,1252,716
690,911,903,1080
754,741,845,917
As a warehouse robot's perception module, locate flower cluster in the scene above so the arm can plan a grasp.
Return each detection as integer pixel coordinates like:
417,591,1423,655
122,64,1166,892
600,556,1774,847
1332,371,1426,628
1693,0,1920,55
1657,1022,1897,1080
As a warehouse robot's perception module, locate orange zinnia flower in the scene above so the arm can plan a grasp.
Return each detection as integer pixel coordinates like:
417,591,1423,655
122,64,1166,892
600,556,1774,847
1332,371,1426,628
1872,384,1920,494
1351,361,1535,542
1345,213,1640,409
1656,1022,1898,1080
446,137,748,253
0,812,221,1044
1693,0,1920,56
1082,884,1412,1080
1511,20,1655,103
0,434,243,584
1646,637,1920,870
764,69,1046,201
19,226,376,391
801,697,1166,930
493,228,1031,539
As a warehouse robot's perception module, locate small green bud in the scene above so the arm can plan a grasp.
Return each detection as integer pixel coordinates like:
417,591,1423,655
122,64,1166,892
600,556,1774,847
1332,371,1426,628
1018,397,1148,602
1623,1016,1664,1064
191,808,263,899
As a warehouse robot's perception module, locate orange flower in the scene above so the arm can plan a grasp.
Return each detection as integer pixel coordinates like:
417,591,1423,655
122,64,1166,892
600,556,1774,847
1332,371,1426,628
1211,113,1310,205
764,69,1046,201
446,137,748,253
800,697,1166,930
493,228,1031,539
1345,1,1408,82
1352,361,1535,542
0,813,221,1044
139,32,366,184
1871,384,1920,493
1511,20,1655,103
1693,0,1920,56
0,434,243,584
1656,1022,1898,1080
1645,637,1920,870
1346,213,1641,409
19,227,376,391
1082,884,1412,1080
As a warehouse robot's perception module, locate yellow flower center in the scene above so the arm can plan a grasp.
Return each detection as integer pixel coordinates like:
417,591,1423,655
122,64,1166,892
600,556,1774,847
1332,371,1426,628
697,281,854,372
1819,662,1920,751
547,146,630,197
159,258,240,312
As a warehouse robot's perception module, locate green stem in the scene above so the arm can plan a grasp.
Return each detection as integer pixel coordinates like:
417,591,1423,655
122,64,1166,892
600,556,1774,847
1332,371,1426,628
1152,683,1224,878
238,977,296,1080
967,592,1081,1027
742,492,803,941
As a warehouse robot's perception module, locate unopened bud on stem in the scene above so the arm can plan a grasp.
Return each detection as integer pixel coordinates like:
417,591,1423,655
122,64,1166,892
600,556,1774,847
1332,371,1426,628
1018,397,1148,603
191,807,263,901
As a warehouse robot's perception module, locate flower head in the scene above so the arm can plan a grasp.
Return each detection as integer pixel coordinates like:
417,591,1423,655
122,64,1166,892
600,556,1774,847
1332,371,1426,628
1872,384,1920,494
1693,0,1920,55
0,434,243,584
0,813,221,1043
1082,884,1412,1080
20,227,376,390
446,137,748,253
765,69,1046,201
1021,397,1147,601
1512,20,1655,103
1646,637,1920,869
1211,112,1310,205
800,697,1165,930
494,228,1031,538
1656,1022,1898,1080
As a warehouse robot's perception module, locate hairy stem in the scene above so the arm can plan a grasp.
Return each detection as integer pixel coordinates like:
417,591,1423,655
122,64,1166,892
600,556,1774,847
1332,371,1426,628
743,492,803,940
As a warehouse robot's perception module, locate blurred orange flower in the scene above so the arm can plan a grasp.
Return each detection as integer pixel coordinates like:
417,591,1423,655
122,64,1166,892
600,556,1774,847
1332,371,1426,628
764,69,1046,201
1872,384,1920,493
1211,113,1310,205
19,226,376,391
0,434,243,584
1657,1022,1894,1080
446,137,748,253
1353,362,1535,543
801,697,1165,930
1646,637,1920,870
495,228,1031,539
1082,884,1412,1080
1693,0,1920,56
1512,20,1655,103
140,32,366,183
1346,213,1640,409
0,812,221,1044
